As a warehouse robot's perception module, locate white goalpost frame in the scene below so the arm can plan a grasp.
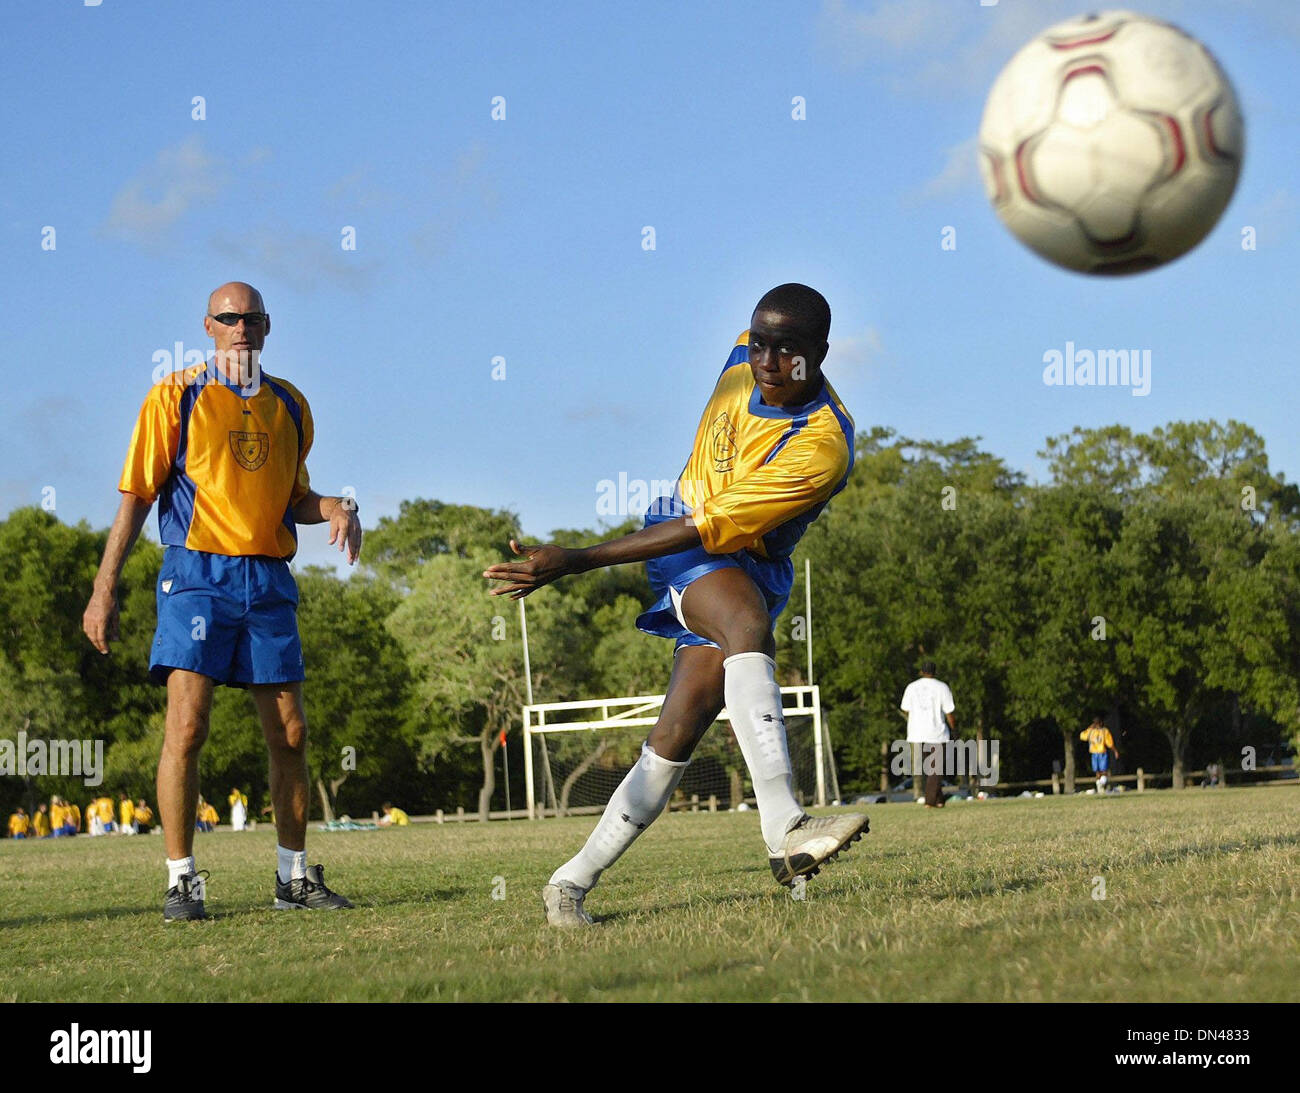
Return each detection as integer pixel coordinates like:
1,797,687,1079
523,685,827,819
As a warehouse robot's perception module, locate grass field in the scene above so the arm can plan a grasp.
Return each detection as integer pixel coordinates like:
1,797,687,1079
2,787,1298,1002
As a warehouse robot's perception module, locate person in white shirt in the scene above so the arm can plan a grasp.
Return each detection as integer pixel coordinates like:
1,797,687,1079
899,660,956,808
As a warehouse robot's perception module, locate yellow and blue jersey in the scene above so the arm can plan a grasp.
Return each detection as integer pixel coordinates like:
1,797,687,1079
1081,726,1115,753
637,333,854,650
678,332,854,560
119,362,314,559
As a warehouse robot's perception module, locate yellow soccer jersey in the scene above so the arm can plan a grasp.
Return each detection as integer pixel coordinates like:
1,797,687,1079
8,812,30,837
50,802,67,829
119,799,135,826
119,363,314,558
33,810,51,837
680,332,854,559
1081,726,1115,753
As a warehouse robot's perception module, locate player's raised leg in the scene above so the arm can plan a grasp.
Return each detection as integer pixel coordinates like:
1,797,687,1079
679,568,868,885
543,646,725,927
159,669,214,921
253,683,353,910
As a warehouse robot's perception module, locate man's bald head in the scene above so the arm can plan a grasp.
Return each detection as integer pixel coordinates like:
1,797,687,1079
207,281,265,316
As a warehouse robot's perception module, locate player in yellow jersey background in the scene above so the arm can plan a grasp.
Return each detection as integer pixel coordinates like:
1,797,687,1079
82,282,362,921
8,807,31,839
486,284,869,927
1081,714,1120,793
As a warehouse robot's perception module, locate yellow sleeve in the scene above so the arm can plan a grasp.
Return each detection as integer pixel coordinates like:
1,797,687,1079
1104,730,1115,749
1079,729,1090,741
692,431,847,555
118,382,182,503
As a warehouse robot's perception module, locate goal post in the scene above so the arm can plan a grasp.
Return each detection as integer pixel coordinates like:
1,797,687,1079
523,686,834,819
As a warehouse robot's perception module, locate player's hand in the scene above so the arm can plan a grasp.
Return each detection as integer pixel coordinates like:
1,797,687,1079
82,588,120,654
329,502,363,564
483,540,581,599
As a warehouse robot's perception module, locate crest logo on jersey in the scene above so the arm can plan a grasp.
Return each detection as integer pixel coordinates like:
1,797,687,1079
229,430,269,471
711,412,737,473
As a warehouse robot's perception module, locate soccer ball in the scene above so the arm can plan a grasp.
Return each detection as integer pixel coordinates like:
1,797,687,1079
978,10,1243,275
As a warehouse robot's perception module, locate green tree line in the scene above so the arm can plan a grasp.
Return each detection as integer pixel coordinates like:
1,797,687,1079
3,421,1297,825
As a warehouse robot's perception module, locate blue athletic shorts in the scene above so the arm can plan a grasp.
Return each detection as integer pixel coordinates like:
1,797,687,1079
635,496,793,651
150,547,304,687
1091,751,1110,772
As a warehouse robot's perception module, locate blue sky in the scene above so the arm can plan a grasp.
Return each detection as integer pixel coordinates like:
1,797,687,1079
3,0,1297,573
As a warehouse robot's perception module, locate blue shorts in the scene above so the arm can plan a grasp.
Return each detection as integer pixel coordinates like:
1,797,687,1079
150,547,304,687
635,497,793,651
1091,752,1110,773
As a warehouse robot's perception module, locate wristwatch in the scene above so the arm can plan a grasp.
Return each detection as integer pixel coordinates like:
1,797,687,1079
337,497,359,515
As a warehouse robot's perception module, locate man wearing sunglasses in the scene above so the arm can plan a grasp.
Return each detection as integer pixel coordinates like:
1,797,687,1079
82,282,362,922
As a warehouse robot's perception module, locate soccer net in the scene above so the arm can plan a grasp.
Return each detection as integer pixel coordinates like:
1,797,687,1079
523,686,839,819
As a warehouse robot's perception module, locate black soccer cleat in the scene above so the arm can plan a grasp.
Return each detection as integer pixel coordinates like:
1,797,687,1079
769,813,870,886
273,864,354,910
164,870,210,922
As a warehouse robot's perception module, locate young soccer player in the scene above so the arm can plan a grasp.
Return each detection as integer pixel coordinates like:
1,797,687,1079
1081,715,1119,793
484,284,868,926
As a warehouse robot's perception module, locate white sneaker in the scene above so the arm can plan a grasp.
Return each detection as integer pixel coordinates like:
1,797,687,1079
542,881,595,927
769,812,870,886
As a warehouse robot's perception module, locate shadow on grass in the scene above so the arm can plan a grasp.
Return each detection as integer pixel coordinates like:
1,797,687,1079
0,905,159,929
0,887,469,929
1092,831,1300,870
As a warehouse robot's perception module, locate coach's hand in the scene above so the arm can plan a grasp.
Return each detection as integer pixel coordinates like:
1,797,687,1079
82,588,120,654
329,501,363,565
483,540,583,599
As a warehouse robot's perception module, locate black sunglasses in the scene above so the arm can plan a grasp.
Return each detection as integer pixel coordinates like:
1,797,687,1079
209,311,269,327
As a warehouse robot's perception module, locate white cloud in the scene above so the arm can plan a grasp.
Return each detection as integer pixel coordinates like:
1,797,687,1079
818,0,1083,96
914,135,980,202
829,325,884,371
102,136,227,244
211,228,376,293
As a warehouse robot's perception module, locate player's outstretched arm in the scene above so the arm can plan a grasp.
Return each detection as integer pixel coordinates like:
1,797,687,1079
83,492,154,654
483,517,702,599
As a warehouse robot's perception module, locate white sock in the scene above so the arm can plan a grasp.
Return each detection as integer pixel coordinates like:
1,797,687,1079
167,856,196,889
723,651,804,854
277,845,306,884
550,742,688,892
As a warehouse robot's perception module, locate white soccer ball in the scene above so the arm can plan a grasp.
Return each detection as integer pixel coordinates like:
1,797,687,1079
978,10,1243,274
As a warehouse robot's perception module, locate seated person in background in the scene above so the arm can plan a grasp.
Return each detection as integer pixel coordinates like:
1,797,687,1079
379,803,410,826
195,796,218,833
8,807,31,839
135,800,154,834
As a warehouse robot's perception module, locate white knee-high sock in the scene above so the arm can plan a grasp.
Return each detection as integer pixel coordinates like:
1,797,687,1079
724,651,804,854
550,742,688,892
